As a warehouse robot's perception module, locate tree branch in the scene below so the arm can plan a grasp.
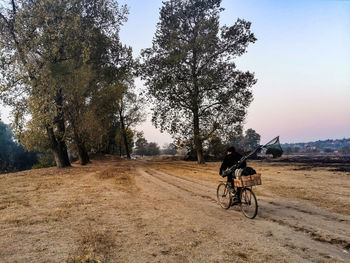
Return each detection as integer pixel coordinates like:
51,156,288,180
0,11,9,27
11,0,17,15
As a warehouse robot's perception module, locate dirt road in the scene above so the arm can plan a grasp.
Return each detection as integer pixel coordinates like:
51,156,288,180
134,160,350,262
0,157,349,262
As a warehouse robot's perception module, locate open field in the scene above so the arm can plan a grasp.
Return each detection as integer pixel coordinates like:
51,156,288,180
0,156,349,262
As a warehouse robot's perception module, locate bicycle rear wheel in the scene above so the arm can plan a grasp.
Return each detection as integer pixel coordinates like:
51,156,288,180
240,188,258,219
217,183,232,209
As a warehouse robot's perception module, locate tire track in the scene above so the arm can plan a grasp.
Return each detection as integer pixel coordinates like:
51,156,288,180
149,167,218,188
141,165,350,256
143,168,218,204
259,214,350,251
264,200,350,224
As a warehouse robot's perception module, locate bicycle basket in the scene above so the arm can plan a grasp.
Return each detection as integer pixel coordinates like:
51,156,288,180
234,174,262,187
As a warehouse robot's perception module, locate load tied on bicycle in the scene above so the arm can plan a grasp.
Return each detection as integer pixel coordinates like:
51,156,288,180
216,137,283,219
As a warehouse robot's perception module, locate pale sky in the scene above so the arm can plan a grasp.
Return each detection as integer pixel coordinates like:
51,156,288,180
1,0,349,145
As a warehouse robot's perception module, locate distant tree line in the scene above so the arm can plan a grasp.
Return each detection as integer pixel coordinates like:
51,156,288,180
185,128,261,161
134,132,161,156
0,120,37,172
282,138,350,154
161,143,178,156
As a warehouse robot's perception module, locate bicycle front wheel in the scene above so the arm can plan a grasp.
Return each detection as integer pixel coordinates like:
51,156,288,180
217,183,232,209
240,188,258,219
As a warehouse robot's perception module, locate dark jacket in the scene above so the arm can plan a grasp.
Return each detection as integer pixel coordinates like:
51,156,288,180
219,152,246,175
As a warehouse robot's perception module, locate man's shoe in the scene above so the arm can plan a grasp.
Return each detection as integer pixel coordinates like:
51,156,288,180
233,194,241,204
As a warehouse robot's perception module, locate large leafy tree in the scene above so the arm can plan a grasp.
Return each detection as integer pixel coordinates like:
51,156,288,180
141,0,257,164
0,0,131,166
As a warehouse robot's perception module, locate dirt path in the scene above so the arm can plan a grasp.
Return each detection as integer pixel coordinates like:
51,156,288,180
0,158,349,262
133,162,350,262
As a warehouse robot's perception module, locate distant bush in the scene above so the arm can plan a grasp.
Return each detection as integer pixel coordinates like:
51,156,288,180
324,148,334,153
32,153,55,169
283,146,300,154
161,143,177,155
145,142,161,156
340,146,350,154
134,133,161,156
0,121,38,172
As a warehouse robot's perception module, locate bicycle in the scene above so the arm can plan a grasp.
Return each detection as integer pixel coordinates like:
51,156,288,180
217,179,259,219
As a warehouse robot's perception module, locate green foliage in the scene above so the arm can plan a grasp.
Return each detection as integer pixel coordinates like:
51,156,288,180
134,132,160,156
32,153,55,169
324,148,334,153
227,128,260,153
134,132,148,156
0,0,135,166
283,146,300,154
146,142,161,156
0,121,38,172
115,127,135,156
241,128,261,152
0,121,14,159
162,143,178,155
207,134,226,159
141,0,257,163
340,146,350,154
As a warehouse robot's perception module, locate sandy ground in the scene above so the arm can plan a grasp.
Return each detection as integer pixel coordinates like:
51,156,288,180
0,156,349,262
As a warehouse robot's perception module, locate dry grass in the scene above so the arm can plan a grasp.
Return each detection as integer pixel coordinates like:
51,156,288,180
96,165,137,193
147,160,350,216
0,158,134,262
0,157,349,262
67,226,116,263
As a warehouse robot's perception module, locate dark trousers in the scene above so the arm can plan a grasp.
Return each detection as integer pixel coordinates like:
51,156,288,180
227,172,241,197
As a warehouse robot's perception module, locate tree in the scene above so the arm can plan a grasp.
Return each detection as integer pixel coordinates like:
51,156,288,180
145,142,161,156
0,0,131,166
0,121,38,172
115,127,134,157
162,143,178,155
207,134,226,159
324,148,334,153
241,128,261,152
0,121,15,170
134,132,148,156
141,0,256,164
340,146,350,154
116,83,145,158
133,132,161,156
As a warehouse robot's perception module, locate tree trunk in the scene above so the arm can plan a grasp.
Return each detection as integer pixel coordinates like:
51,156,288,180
73,131,89,165
119,141,122,157
193,111,205,164
119,110,131,159
76,141,89,165
46,126,70,168
191,43,204,164
50,91,71,167
69,115,89,165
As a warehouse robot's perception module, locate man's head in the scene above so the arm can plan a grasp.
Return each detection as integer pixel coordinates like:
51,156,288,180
226,146,236,155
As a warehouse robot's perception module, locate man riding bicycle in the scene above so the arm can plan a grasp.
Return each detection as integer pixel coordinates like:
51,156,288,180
219,146,246,200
